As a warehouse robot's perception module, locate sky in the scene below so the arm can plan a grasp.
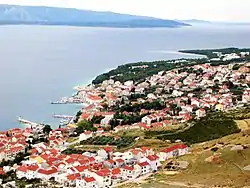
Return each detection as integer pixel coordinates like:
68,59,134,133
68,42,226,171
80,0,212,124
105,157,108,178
0,0,249,22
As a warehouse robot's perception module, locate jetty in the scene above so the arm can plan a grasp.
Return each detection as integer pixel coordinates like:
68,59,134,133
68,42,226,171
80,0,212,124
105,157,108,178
18,116,38,126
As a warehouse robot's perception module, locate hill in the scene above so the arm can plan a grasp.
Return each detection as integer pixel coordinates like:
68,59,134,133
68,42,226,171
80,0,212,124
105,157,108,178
0,4,189,28
180,19,211,24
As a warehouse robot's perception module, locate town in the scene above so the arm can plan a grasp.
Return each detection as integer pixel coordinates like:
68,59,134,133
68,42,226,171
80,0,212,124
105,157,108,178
0,50,249,187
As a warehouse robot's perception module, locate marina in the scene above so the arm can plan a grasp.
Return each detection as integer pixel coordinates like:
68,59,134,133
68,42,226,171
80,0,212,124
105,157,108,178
51,96,84,105
52,114,74,120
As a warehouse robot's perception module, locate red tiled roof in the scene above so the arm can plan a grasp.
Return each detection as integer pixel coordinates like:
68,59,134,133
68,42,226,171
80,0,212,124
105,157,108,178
96,169,110,177
84,131,92,135
38,167,58,175
161,144,188,153
65,157,75,164
106,159,115,164
75,165,88,172
112,168,121,175
115,159,124,163
130,149,141,155
0,167,5,175
103,146,112,153
138,161,150,167
122,165,134,171
88,156,95,162
17,166,28,173
67,173,80,181
83,177,96,183
28,165,39,171
147,155,159,161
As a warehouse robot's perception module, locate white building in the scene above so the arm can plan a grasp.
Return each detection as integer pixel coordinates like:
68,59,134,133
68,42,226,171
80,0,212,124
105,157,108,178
79,131,93,141
76,177,98,188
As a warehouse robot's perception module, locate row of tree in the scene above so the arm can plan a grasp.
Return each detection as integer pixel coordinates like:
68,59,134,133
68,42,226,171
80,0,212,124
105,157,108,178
145,112,240,144
80,136,135,149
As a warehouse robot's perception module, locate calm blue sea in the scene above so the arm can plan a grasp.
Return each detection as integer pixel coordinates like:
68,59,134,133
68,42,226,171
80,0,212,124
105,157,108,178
1,24,250,130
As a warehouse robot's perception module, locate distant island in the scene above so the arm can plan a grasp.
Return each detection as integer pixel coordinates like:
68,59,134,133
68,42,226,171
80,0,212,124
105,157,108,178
0,4,189,28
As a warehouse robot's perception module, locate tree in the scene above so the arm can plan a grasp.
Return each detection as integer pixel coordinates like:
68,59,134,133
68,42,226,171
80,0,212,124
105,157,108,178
91,116,104,124
76,120,97,134
43,125,52,135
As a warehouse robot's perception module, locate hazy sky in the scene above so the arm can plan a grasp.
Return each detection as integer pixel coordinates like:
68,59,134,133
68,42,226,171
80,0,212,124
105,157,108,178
0,0,249,22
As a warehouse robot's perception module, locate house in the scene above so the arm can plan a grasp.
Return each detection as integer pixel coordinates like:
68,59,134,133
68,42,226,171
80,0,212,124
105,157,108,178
242,88,250,103
141,114,163,125
79,131,93,141
103,159,115,168
74,165,88,176
16,166,28,179
122,165,136,179
128,149,144,160
36,167,58,180
114,126,124,133
66,173,81,187
215,103,225,111
115,158,125,168
111,168,122,183
191,98,200,107
96,128,104,135
140,147,154,157
91,169,112,188
145,155,161,171
158,144,188,161
76,177,98,188
79,113,92,121
85,95,103,104
196,109,206,118
97,146,113,160
134,161,151,176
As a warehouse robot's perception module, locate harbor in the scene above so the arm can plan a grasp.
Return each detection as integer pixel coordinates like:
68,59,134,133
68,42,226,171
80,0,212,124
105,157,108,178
50,96,85,105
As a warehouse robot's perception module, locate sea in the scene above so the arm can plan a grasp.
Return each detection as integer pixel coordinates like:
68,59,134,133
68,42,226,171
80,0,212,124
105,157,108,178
1,24,250,130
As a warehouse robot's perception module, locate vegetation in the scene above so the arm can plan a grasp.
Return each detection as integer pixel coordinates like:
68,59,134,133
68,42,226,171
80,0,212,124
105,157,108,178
43,124,52,135
74,110,83,123
75,120,97,135
112,100,165,113
91,115,105,124
179,47,250,59
92,48,250,85
0,170,17,184
80,136,135,149
0,152,30,167
226,106,250,120
92,59,206,84
61,148,85,155
145,112,240,144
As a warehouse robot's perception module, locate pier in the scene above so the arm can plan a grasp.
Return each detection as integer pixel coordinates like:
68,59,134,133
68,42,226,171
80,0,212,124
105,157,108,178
18,117,38,126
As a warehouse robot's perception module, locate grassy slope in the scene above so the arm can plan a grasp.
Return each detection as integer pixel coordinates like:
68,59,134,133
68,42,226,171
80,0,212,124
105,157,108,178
118,120,250,188
154,127,250,187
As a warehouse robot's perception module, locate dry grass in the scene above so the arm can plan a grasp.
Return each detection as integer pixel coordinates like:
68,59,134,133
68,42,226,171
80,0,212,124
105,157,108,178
235,119,250,131
162,147,250,187
66,137,78,143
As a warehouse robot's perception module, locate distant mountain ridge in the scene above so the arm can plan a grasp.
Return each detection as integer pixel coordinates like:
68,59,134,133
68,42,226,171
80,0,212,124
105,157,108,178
0,4,189,28
181,19,211,24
